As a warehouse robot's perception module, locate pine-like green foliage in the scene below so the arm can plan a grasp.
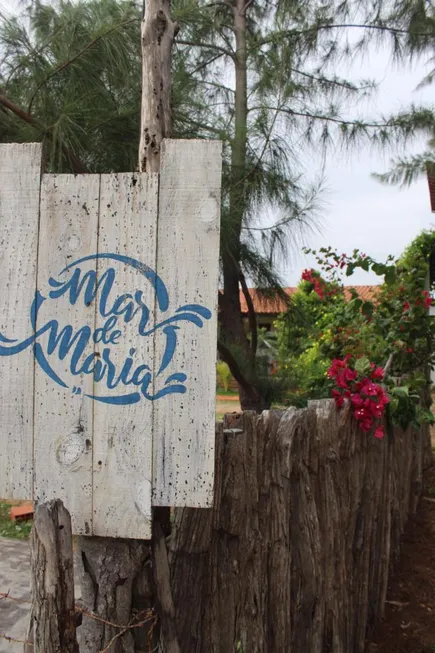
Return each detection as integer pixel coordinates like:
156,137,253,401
0,0,144,171
363,0,435,186
170,0,435,286
2,1,433,270
2,0,435,404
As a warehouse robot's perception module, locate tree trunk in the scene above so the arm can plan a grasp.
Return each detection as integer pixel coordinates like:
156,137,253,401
76,2,180,651
76,538,153,653
152,523,181,653
139,0,178,173
218,1,266,412
28,500,79,653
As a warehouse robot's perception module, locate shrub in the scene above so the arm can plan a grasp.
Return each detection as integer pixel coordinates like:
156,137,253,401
216,360,232,392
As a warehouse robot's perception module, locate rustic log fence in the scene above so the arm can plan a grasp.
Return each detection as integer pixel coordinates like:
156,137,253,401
1,399,431,652
170,400,432,653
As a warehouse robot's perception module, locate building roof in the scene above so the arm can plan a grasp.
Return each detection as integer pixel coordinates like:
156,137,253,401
240,285,379,315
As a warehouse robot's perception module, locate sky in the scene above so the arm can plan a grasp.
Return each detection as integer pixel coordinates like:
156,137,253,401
283,46,435,287
1,0,435,289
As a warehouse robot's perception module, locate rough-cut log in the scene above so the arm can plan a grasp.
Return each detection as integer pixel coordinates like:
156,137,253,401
139,0,178,173
28,500,79,653
152,522,181,653
169,402,433,653
77,3,180,650
76,537,152,653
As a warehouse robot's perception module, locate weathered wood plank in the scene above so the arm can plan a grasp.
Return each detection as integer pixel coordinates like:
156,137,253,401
92,173,158,539
34,174,100,534
0,143,41,499
152,139,222,507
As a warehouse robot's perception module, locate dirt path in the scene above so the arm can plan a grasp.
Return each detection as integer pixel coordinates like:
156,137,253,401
367,464,435,653
0,538,30,652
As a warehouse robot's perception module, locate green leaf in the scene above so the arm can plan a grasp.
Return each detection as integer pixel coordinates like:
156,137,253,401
392,385,409,397
354,356,371,375
389,397,399,413
348,297,363,313
384,266,397,284
361,301,374,318
371,262,386,276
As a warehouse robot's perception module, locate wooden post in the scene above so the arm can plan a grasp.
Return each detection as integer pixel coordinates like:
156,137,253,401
28,500,79,653
139,3,181,652
138,0,178,173
77,2,182,651
152,523,181,653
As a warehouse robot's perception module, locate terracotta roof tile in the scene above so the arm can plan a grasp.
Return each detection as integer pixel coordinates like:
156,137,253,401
240,285,379,315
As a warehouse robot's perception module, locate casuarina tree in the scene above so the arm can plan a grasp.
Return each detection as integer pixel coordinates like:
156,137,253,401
1,0,434,410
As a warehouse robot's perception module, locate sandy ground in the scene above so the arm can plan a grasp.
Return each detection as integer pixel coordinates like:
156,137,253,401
0,538,30,652
0,538,82,652
367,464,435,653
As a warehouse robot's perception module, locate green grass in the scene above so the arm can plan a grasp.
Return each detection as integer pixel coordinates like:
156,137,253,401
0,502,32,539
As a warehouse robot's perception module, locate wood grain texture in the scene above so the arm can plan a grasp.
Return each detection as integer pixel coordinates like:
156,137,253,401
139,0,177,174
152,139,222,507
0,143,41,499
92,173,158,539
34,174,99,534
28,500,79,653
170,407,432,653
0,141,222,532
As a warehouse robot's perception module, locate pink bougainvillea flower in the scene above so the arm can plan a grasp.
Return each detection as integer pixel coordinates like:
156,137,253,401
403,301,410,312
359,418,373,432
371,367,384,381
300,269,326,300
335,372,350,389
329,356,389,440
374,426,385,439
344,368,358,382
350,393,364,408
332,389,344,408
361,382,379,397
369,403,384,418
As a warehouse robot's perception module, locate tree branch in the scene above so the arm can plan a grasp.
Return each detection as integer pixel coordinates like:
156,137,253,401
254,22,435,48
0,93,89,173
197,78,235,94
217,340,259,397
240,0,254,16
247,104,403,129
189,51,227,74
290,67,372,92
175,39,235,59
27,18,138,114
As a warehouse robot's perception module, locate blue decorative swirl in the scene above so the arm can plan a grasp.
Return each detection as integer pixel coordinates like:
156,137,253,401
0,253,212,404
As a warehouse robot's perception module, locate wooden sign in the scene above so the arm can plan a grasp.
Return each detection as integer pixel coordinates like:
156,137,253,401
0,140,222,538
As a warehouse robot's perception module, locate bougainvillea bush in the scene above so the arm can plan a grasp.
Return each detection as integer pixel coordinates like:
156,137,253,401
328,355,391,438
275,230,435,434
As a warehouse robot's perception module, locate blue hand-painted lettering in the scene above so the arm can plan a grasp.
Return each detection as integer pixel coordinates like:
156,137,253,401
0,254,211,404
